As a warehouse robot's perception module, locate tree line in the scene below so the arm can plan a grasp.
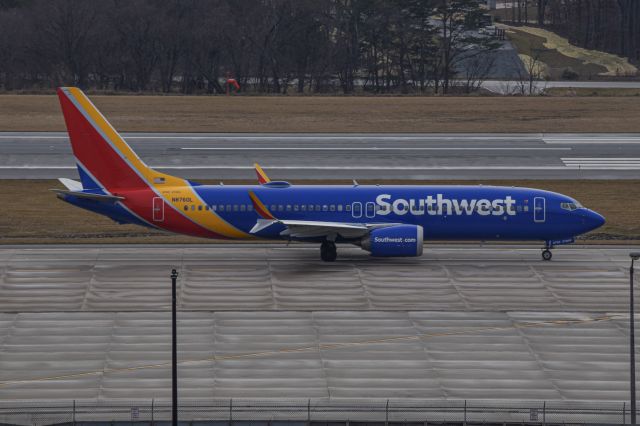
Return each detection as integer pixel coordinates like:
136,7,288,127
0,0,499,94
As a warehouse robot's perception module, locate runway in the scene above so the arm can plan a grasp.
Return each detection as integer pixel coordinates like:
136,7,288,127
2,132,640,180
0,244,639,405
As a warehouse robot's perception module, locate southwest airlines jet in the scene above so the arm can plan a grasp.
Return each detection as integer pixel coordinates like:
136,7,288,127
54,87,605,261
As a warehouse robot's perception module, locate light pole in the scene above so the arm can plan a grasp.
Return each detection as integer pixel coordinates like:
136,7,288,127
630,253,640,425
171,269,179,426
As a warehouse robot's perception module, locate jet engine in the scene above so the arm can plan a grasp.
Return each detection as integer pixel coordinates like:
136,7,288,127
361,225,424,257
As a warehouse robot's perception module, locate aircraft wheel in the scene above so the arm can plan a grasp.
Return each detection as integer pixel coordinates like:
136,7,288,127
542,249,552,261
320,241,337,262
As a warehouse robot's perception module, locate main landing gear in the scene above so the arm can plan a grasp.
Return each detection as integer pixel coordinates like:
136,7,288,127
320,240,337,262
542,241,553,261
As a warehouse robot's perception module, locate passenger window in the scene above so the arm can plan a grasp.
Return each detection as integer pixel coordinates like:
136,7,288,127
524,206,529,212
346,204,351,212
248,205,253,211
309,205,314,211
240,205,246,212
337,205,343,212
233,205,238,212
315,205,321,211
278,205,284,211
191,205,195,211
271,205,277,211
286,205,292,211
219,205,224,212
226,204,231,211
198,205,203,211
330,205,336,212
322,205,328,212
301,205,307,211
183,205,188,211
294,205,299,212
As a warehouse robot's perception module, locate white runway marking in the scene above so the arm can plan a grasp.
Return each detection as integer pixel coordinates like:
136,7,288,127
0,165,572,170
546,137,640,144
562,157,640,169
181,147,570,151
0,135,542,140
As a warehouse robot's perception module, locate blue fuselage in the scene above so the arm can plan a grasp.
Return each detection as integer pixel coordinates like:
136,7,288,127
157,184,604,243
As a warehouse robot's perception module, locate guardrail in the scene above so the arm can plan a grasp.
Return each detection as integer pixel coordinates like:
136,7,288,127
0,399,634,425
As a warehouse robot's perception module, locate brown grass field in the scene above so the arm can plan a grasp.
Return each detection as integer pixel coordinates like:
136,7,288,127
1,179,637,245
1,94,640,133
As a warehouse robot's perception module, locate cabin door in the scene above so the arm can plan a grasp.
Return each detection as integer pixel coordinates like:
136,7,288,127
152,197,164,222
533,197,545,223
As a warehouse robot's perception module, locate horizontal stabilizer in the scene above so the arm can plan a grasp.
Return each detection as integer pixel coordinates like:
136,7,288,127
50,189,125,202
58,178,83,191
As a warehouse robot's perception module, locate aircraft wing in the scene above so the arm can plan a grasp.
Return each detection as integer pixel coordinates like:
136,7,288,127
247,189,398,239
250,219,398,239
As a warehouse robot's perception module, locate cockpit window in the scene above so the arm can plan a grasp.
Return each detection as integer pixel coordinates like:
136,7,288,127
560,202,582,211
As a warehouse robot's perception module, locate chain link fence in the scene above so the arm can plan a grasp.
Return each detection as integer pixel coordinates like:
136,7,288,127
0,399,635,425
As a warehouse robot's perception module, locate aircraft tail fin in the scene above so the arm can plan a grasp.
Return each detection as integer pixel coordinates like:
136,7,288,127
254,163,271,184
57,87,170,191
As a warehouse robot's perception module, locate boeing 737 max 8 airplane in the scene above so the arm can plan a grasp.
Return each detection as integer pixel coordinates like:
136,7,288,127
54,87,605,261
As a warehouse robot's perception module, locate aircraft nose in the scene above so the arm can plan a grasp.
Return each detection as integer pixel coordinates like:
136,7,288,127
583,209,605,231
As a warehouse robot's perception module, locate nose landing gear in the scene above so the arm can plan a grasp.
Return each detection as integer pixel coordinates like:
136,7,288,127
320,240,337,262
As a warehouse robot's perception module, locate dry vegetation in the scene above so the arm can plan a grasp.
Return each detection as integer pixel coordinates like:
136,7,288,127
503,25,637,78
1,94,640,133
1,179,637,245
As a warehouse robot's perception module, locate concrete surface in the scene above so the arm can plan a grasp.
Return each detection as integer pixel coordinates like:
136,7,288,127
0,244,635,313
1,244,639,407
2,132,640,180
0,310,636,402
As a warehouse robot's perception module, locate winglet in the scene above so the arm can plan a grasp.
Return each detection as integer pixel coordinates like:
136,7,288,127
249,191,276,220
254,163,271,184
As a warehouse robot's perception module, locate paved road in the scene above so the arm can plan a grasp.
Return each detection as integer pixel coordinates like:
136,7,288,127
482,80,640,94
0,244,638,406
1,132,640,180
0,244,635,313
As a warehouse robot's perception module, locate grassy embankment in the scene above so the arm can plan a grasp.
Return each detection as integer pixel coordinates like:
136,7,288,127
1,94,640,132
1,180,637,244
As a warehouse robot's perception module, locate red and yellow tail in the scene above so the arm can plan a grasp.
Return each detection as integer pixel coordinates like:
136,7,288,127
57,87,174,191
57,87,251,240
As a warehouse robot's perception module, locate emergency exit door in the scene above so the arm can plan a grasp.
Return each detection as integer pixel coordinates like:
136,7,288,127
533,197,545,223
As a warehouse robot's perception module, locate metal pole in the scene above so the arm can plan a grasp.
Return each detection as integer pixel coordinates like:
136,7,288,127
632,259,636,425
463,400,466,425
171,269,179,426
385,399,389,426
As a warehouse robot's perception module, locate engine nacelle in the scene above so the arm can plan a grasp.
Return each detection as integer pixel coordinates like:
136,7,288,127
361,225,424,257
